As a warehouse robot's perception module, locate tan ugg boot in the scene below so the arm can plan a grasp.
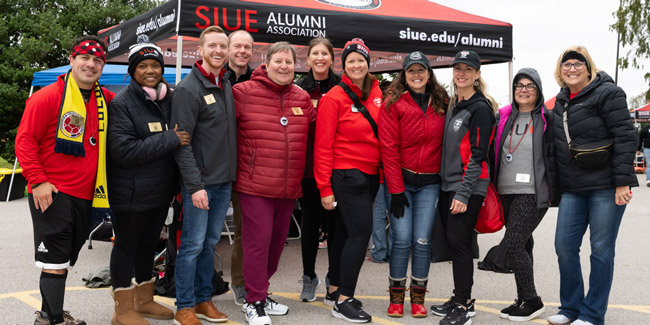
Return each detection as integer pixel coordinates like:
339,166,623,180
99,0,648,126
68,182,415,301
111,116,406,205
111,285,149,325
134,278,174,320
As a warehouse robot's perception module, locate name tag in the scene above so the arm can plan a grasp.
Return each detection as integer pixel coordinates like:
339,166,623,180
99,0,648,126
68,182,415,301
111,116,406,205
148,122,163,132
291,107,304,115
311,99,318,108
204,94,216,105
515,173,531,183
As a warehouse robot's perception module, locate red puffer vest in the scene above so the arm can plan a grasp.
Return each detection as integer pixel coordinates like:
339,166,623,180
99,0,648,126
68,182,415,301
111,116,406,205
379,91,445,194
232,65,316,199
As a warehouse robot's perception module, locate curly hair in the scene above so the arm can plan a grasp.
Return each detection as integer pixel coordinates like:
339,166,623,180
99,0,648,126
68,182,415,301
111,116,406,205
384,68,449,114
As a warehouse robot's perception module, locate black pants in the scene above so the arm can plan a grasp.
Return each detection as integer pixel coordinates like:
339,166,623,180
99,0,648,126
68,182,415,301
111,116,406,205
300,178,334,278
500,194,547,300
110,206,168,288
329,169,379,298
439,191,484,303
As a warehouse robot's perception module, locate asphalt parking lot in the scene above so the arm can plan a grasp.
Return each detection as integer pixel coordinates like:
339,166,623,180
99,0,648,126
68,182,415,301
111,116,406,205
1,174,649,324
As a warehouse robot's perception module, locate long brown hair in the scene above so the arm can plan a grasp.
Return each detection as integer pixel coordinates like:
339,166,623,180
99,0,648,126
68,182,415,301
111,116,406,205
384,69,449,114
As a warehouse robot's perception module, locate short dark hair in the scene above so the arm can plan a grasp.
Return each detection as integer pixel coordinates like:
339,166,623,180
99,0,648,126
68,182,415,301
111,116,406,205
71,35,107,53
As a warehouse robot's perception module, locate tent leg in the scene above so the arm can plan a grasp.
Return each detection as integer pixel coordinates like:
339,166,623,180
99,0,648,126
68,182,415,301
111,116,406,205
6,159,18,202
508,61,513,101
175,35,183,85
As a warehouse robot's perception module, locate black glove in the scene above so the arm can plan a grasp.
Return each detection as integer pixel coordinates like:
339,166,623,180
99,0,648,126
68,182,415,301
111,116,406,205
390,192,410,218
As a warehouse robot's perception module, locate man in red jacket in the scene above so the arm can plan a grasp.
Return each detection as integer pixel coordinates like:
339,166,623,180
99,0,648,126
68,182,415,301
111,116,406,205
15,35,115,325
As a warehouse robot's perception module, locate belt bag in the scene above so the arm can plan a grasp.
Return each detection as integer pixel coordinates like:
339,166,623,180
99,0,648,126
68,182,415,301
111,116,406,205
563,110,612,169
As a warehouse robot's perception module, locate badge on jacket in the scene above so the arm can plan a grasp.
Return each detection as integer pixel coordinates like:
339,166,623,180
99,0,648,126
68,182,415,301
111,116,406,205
291,107,304,115
148,122,163,132
204,94,216,105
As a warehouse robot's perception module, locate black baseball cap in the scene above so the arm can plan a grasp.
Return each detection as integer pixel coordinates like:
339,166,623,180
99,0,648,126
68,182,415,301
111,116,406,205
452,50,481,70
403,51,430,70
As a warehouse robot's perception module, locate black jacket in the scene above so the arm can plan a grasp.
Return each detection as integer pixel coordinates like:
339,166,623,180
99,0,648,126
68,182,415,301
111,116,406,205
440,91,495,203
171,64,237,194
107,79,180,213
551,71,638,192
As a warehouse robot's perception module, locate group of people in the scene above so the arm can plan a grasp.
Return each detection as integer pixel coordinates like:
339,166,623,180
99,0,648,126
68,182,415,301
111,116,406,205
15,25,637,325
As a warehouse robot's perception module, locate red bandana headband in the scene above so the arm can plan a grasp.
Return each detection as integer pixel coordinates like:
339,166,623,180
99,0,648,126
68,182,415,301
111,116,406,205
71,41,106,62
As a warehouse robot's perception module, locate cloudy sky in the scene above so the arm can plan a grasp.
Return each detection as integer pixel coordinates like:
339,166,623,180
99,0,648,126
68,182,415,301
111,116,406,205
430,0,649,108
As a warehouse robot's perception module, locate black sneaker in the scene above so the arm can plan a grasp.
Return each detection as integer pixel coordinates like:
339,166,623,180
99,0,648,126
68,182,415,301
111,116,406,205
331,298,371,323
431,297,476,317
439,304,472,325
499,299,521,319
507,296,545,322
324,290,363,308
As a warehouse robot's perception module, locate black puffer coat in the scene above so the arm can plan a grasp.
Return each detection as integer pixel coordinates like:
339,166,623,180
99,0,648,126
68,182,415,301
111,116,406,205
551,71,638,193
107,79,181,213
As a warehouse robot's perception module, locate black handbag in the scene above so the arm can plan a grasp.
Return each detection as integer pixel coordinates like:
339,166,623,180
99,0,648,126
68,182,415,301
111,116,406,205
563,110,612,169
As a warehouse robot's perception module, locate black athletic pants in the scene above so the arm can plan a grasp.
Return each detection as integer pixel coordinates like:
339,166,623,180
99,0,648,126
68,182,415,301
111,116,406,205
439,191,484,304
110,205,168,288
300,178,334,279
329,169,379,298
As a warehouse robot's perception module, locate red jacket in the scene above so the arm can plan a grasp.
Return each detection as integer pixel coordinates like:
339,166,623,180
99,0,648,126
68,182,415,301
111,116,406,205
15,74,115,200
314,75,382,198
379,92,444,194
232,65,315,199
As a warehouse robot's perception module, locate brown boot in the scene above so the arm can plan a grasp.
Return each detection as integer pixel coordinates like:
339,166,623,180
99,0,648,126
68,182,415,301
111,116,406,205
174,308,201,325
111,285,149,325
134,278,174,320
387,278,406,317
194,301,228,323
410,277,428,318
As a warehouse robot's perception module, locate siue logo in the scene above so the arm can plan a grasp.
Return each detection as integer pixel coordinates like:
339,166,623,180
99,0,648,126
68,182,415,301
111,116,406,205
453,118,463,132
316,0,381,10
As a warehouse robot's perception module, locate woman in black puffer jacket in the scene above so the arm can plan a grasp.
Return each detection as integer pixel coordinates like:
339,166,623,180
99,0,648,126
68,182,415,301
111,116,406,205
107,43,190,324
547,46,638,325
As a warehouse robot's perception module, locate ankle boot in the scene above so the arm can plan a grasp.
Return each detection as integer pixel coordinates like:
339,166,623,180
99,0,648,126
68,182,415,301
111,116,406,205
387,278,406,317
134,278,174,320
111,285,149,325
410,277,428,318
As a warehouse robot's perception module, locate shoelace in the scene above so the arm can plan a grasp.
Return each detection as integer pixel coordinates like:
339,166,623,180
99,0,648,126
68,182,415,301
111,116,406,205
253,303,267,317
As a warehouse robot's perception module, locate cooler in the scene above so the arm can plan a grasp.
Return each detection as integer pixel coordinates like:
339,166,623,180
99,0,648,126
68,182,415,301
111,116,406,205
0,168,26,201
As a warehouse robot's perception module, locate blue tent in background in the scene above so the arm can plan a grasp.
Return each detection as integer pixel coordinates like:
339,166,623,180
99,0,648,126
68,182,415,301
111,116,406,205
31,64,191,87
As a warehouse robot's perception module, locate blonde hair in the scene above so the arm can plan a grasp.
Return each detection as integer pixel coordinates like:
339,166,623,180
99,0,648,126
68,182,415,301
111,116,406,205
199,26,226,46
554,45,599,87
450,76,498,114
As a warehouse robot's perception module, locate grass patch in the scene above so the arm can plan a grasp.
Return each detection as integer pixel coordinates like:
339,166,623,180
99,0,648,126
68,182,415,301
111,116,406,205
0,157,12,169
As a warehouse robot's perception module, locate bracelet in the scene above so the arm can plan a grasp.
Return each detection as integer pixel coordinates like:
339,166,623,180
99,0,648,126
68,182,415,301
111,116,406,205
31,183,43,189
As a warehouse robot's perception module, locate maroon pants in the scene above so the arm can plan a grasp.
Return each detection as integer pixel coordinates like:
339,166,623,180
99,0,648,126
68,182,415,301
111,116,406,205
240,193,295,302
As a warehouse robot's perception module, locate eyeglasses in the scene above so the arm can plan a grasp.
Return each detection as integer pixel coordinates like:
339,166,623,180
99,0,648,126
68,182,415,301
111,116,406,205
514,83,537,90
561,62,586,71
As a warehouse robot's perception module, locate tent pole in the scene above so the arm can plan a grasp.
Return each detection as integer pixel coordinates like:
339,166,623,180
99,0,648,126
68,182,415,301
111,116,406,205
6,86,34,201
176,35,183,85
508,61,513,101
6,159,18,202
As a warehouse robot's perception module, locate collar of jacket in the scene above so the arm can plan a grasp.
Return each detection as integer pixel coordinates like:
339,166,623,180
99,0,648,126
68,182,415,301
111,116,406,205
300,68,339,92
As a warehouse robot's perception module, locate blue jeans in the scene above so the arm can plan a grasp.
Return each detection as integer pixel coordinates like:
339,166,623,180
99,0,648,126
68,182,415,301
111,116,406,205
643,148,650,182
389,183,440,279
371,183,392,261
175,182,232,309
555,188,626,325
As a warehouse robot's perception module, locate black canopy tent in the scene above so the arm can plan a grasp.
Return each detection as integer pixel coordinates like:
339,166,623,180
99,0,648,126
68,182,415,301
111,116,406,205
98,0,513,78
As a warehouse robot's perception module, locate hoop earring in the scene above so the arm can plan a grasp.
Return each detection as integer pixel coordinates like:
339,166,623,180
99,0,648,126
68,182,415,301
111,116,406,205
473,80,479,87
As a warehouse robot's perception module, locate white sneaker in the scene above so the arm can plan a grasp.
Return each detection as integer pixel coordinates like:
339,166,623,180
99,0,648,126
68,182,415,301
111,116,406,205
264,296,289,315
547,314,573,324
571,320,594,325
244,301,272,325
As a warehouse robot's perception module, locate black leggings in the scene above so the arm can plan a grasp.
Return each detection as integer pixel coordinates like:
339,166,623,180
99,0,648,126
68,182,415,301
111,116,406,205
110,206,168,288
500,194,547,300
439,191,484,303
329,169,379,298
300,178,334,278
